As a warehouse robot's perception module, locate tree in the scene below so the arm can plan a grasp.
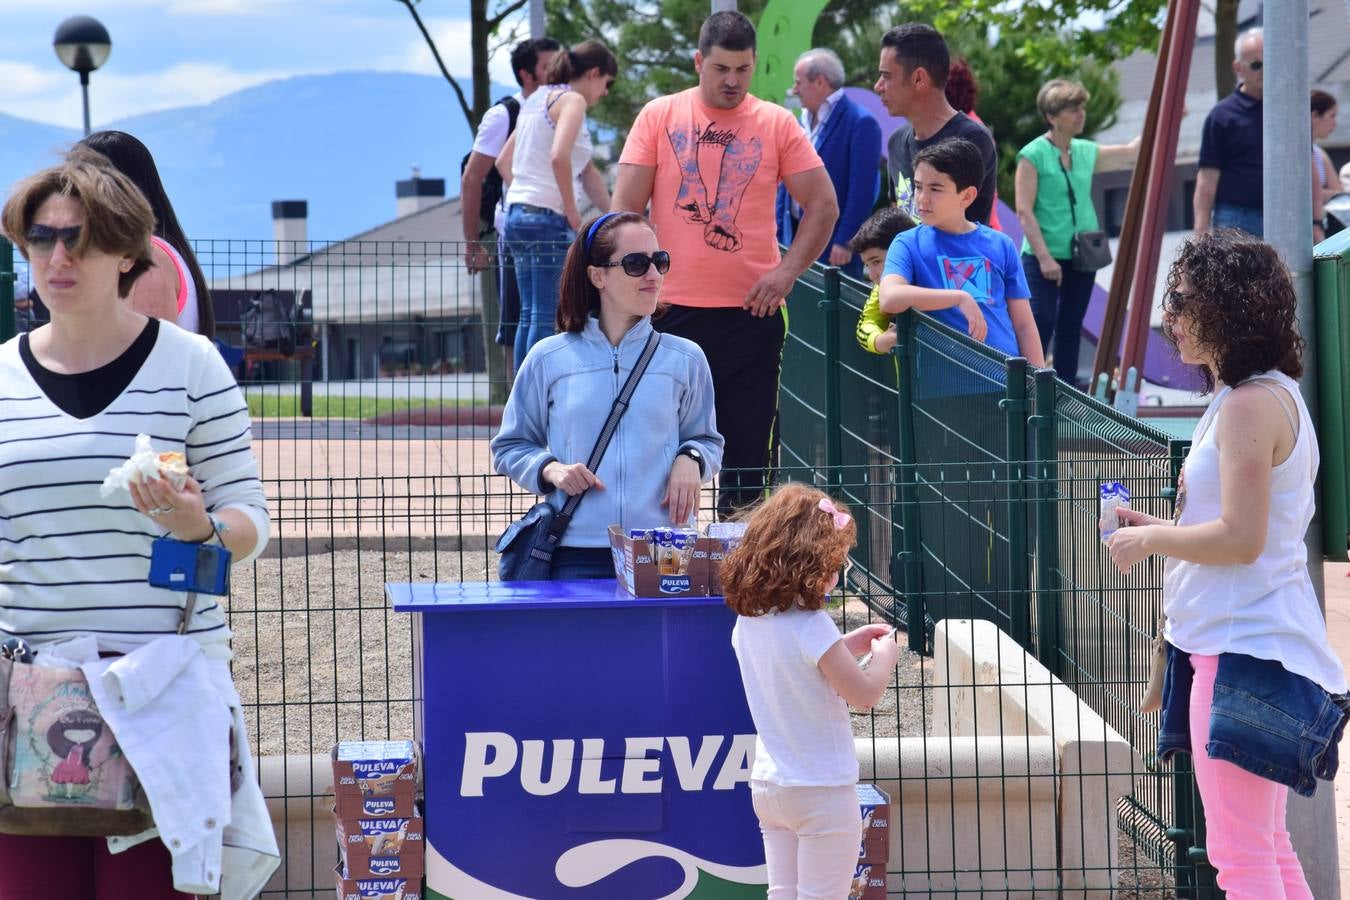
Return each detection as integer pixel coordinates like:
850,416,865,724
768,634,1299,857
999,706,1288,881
392,0,527,131
1213,0,1240,99
546,0,768,138
910,0,1166,73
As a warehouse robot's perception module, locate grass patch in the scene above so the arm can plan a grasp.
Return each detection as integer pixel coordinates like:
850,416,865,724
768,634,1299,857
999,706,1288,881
245,394,481,418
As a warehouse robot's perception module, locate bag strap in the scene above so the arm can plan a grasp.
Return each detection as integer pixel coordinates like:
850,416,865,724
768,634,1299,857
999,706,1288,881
1057,146,1080,230
543,330,663,545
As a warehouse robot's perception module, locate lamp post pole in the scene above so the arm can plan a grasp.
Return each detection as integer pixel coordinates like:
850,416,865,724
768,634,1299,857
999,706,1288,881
79,71,92,136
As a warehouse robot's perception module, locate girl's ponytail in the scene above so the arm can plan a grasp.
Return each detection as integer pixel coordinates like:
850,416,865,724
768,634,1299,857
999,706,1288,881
543,39,617,86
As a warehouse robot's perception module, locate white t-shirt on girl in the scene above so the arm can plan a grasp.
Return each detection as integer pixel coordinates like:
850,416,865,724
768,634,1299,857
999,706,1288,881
731,607,858,786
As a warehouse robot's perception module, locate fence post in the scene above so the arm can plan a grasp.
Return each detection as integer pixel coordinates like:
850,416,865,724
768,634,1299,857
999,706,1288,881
0,239,15,344
1030,368,1060,673
1001,357,1031,650
893,312,926,652
821,267,842,490
1315,248,1348,560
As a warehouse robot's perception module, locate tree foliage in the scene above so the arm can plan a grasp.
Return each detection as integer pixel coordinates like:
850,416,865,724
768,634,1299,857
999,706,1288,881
546,0,769,135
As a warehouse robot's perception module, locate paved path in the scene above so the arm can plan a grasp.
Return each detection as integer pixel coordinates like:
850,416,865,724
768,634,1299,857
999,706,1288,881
1322,562,1350,892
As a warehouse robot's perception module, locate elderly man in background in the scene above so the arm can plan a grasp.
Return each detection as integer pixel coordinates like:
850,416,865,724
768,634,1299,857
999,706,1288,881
776,48,881,279
1194,28,1264,236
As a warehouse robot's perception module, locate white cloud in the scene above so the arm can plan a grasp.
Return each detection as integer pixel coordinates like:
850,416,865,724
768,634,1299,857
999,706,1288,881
384,15,526,86
0,7,528,127
31,0,303,13
0,62,68,97
2,61,295,128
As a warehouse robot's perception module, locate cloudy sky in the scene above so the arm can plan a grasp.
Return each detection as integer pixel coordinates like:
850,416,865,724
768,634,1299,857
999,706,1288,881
0,0,525,127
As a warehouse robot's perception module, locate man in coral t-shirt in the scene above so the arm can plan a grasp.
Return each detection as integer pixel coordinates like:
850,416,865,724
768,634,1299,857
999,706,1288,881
612,10,838,515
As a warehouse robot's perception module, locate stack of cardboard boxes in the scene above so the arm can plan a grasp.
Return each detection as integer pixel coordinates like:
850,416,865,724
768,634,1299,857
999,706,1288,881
332,740,424,900
850,784,891,900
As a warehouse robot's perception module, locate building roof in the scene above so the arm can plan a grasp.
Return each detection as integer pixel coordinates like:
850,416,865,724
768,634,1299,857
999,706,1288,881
1095,0,1350,158
210,195,474,323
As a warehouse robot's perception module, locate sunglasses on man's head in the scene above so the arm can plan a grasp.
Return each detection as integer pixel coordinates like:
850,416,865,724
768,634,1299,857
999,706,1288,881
25,224,81,256
597,250,671,277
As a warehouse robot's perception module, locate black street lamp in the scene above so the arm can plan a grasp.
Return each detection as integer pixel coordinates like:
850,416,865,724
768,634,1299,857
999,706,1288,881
53,16,112,137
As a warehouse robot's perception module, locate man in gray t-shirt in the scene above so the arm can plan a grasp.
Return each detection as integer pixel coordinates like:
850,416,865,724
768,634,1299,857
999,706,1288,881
874,24,998,224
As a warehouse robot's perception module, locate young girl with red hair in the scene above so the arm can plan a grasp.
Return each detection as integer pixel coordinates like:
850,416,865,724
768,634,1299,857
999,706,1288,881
721,483,899,899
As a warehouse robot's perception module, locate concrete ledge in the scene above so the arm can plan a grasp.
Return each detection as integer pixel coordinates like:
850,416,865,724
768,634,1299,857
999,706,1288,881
258,753,335,897
932,618,1144,899
861,735,1059,897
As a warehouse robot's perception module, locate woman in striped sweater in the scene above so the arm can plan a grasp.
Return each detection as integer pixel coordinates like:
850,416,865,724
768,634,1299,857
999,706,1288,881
0,156,271,895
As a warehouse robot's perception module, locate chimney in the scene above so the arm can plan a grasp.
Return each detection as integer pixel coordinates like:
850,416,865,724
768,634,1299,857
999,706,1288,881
272,200,307,266
396,166,446,218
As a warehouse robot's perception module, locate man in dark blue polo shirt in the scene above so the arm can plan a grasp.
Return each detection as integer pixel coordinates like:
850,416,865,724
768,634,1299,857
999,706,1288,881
1194,28,1264,236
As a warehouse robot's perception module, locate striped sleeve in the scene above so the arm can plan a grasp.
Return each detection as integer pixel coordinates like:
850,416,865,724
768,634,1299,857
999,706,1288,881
184,336,270,562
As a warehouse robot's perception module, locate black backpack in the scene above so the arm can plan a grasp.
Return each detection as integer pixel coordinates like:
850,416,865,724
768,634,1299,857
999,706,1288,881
242,289,299,356
460,96,521,226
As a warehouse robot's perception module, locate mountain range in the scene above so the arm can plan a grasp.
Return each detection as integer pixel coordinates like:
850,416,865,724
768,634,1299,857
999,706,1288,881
0,71,494,241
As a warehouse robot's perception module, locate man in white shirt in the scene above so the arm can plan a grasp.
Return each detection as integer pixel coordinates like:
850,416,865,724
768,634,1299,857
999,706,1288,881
461,37,560,371
776,47,880,279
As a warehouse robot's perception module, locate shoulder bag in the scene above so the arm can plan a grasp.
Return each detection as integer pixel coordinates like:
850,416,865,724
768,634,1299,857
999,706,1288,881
0,599,193,836
1059,154,1112,271
496,331,662,581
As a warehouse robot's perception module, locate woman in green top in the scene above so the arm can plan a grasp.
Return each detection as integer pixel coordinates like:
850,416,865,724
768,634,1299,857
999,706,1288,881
1015,79,1139,384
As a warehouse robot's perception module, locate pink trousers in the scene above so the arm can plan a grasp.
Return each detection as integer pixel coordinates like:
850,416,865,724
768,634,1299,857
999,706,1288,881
1189,653,1312,899
751,780,862,900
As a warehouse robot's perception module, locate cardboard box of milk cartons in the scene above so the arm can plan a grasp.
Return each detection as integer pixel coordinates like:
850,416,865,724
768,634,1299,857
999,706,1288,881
332,740,419,819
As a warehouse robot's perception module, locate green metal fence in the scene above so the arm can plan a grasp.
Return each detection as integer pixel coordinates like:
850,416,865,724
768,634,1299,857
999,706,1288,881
0,232,1219,895
779,263,1219,896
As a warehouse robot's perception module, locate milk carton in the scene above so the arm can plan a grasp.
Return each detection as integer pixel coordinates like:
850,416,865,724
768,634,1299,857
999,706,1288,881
332,740,419,819
334,863,423,900
857,783,891,863
848,862,887,899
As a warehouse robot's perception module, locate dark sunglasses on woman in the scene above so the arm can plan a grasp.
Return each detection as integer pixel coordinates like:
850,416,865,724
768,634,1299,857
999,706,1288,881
25,224,82,256
597,250,671,277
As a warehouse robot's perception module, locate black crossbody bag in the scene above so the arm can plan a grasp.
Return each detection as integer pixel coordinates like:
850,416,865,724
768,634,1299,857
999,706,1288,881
1059,157,1112,271
495,331,662,581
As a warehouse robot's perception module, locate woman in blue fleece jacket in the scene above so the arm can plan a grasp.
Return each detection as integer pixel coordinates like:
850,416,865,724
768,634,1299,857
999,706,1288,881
491,211,724,580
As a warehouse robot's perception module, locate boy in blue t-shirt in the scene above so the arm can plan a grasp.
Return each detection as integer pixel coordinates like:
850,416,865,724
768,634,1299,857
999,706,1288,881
879,139,1045,365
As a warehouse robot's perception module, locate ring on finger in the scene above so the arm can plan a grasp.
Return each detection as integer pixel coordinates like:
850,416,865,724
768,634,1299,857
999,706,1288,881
148,506,170,517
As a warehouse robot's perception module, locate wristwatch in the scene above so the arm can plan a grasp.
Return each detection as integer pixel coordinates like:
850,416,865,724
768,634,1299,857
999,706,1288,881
677,446,704,476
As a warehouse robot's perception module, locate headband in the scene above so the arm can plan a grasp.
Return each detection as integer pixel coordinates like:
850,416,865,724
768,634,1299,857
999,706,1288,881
585,212,623,252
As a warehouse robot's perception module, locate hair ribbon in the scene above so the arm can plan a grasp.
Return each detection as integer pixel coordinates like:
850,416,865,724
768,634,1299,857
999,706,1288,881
585,211,622,251
818,498,850,529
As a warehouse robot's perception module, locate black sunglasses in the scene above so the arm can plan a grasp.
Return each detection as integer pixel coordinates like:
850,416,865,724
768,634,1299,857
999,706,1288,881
1248,59,1263,71
597,250,671,277
25,224,81,256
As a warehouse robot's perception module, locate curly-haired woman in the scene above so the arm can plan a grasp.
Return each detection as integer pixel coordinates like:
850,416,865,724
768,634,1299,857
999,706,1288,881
1107,229,1346,898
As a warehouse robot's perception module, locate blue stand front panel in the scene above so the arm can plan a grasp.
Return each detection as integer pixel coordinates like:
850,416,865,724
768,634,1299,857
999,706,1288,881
388,579,766,899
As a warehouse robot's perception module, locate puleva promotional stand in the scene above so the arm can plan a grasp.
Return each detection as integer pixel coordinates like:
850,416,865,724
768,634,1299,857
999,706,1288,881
387,578,767,899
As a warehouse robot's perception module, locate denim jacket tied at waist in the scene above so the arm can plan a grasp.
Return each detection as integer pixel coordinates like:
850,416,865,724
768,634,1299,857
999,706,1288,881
1157,644,1350,798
